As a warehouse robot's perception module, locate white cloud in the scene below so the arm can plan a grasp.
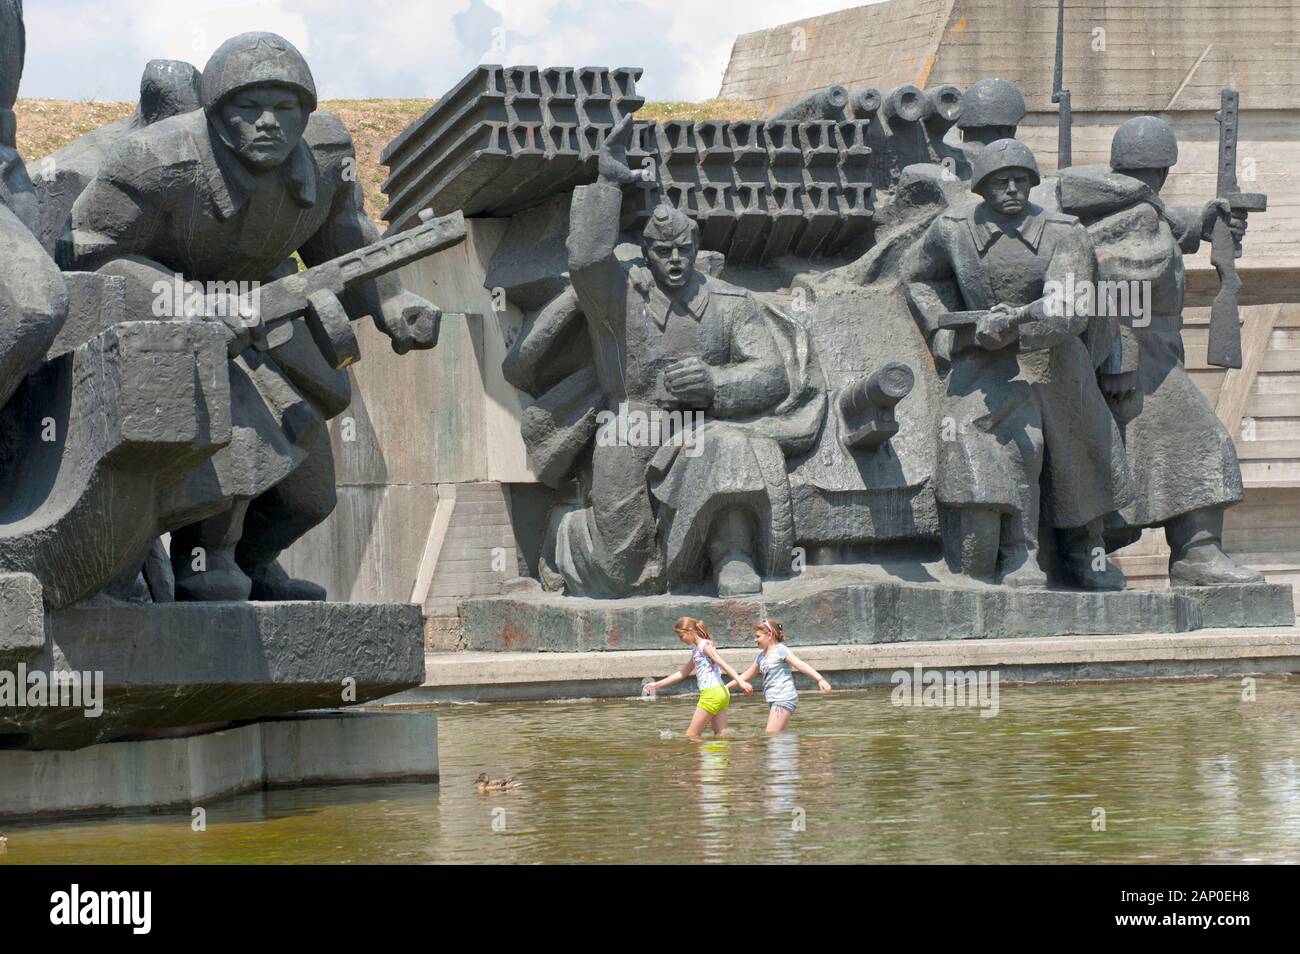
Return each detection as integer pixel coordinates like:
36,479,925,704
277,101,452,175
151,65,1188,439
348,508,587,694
18,0,864,103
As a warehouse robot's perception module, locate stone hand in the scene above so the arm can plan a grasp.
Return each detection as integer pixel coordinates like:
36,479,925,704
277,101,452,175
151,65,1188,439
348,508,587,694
663,356,715,406
201,292,257,358
597,113,643,187
976,305,1021,351
380,290,441,354
1098,371,1137,401
1202,197,1248,244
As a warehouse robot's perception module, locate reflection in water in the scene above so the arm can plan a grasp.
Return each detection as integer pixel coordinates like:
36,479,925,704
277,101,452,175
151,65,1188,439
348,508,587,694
696,740,732,862
2,679,1298,864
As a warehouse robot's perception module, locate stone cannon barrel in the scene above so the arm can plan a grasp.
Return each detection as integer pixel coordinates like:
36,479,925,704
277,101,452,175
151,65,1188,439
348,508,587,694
838,362,914,452
841,362,914,416
922,84,963,135
882,85,925,125
771,85,850,122
851,87,882,119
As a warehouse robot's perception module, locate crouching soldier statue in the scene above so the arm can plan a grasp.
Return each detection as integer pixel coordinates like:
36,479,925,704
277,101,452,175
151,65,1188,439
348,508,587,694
513,116,825,597
907,140,1134,588
67,32,442,601
1046,116,1261,585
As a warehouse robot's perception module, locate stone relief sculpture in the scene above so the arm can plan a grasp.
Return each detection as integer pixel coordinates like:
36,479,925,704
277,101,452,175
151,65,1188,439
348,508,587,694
65,32,448,601
1040,116,1262,586
0,10,455,750
384,64,1276,611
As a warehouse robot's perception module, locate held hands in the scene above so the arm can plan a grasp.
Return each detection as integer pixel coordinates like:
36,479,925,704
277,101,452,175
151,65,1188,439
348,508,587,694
663,356,715,407
816,678,832,694
976,304,1022,351
597,114,644,188
737,678,754,695
381,290,441,354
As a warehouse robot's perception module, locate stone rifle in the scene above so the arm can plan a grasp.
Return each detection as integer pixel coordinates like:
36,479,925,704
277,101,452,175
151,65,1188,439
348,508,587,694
251,208,467,370
1051,0,1072,169
1206,88,1267,369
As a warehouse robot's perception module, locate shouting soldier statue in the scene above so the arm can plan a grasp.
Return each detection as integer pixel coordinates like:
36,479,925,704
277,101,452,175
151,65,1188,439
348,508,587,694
544,115,823,597
68,32,443,601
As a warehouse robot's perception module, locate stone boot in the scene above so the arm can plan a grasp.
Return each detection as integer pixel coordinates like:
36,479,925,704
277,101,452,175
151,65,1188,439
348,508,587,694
1166,507,1263,586
171,505,252,601
247,560,327,601
998,511,1046,588
173,546,252,601
709,508,762,597
1058,518,1126,591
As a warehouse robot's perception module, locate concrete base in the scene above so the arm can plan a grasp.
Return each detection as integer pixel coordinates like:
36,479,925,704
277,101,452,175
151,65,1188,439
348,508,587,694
0,600,425,750
459,564,1295,652
0,711,438,820
392,627,1300,703
1174,583,1296,628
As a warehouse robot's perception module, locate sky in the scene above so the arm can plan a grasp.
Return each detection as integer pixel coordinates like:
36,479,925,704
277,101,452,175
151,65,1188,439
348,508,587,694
18,0,865,103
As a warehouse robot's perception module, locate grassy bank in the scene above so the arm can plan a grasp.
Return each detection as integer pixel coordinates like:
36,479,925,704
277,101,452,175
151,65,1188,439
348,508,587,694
14,97,754,224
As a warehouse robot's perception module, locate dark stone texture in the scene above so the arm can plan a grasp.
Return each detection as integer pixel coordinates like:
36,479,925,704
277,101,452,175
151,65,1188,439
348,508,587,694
0,572,43,658
459,566,1203,652
1173,583,1295,629
1,601,424,750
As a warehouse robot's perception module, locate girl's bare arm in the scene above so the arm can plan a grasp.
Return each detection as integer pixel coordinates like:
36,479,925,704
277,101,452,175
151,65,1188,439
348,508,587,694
703,641,751,691
725,662,760,690
785,651,832,692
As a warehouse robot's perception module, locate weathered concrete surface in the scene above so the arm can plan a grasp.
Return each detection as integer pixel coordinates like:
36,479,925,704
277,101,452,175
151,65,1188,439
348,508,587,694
459,563,1208,652
0,601,424,750
0,711,438,820
389,627,1300,703
0,572,42,658
720,0,1300,116
1175,583,1296,628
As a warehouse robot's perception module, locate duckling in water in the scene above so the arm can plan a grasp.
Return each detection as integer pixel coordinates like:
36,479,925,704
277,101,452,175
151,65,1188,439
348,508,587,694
475,773,520,794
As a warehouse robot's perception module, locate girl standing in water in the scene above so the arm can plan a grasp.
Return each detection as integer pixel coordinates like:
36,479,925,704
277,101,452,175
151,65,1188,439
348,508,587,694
727,618,831,733
642,617,752,737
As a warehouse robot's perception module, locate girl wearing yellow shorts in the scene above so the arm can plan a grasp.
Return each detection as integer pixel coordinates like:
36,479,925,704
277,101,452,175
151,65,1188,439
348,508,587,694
643,617,752,737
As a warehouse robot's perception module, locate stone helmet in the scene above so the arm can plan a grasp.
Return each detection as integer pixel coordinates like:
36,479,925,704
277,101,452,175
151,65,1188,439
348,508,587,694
1110,115,1179,171
641,203,697,244
201,32,317,115
971,138,1041,193
956,78,1026,130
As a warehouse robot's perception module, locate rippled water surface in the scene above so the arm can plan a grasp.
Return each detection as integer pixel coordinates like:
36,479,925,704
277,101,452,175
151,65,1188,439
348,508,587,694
3,678,1299,864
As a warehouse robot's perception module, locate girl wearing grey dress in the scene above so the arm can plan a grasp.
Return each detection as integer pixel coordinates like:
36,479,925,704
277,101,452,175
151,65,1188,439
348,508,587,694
727,618,832,733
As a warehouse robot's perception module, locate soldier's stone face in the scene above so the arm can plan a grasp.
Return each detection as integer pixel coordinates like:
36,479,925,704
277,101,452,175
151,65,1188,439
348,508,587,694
218,84,308,172
982,170,1032,216
644,232,697,290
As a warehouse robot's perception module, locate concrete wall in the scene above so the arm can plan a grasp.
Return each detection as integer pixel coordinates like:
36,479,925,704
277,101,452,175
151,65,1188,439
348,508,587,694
280,219,535,605
720,0,1300,115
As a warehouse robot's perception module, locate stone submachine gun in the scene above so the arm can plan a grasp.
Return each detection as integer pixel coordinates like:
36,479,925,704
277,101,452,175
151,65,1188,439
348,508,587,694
251,208,467,370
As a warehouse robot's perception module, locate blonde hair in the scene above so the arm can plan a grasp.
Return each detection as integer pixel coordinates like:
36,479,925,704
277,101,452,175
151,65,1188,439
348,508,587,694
674,616,712,641
756,617,786,642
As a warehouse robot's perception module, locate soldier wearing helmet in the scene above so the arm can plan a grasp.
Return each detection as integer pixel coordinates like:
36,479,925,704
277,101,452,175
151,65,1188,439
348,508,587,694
530,115,823,598
957,78,1026,154
1041,115,1260,586
67,32,445,601
908,139,1134,590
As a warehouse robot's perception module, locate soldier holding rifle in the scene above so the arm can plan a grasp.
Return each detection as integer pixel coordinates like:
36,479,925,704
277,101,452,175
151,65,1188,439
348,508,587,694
68,32,454,601
1044,111,1262,586
908,140,1133,589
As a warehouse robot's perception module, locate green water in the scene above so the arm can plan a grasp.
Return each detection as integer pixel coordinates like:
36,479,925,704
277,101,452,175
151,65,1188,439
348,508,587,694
2,678,1298,864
